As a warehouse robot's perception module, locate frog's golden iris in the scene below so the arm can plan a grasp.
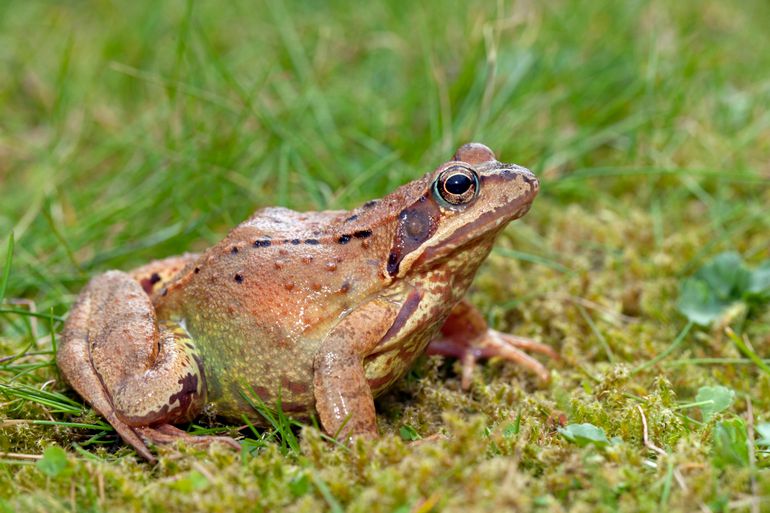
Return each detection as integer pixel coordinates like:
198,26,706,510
433,165,479,207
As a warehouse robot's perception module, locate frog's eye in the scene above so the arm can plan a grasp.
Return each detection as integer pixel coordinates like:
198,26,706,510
433,165,479,207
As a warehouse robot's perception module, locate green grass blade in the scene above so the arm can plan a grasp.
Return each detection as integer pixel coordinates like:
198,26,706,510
0,231,13,304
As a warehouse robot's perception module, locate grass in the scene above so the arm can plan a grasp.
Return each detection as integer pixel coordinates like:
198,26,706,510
1,0,770,511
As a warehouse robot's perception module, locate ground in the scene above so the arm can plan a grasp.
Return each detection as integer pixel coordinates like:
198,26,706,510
1,0,770,511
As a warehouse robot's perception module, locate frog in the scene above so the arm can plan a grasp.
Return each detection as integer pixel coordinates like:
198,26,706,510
57,143,556,462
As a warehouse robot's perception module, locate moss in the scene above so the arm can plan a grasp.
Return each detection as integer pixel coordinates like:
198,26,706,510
2,0,770,510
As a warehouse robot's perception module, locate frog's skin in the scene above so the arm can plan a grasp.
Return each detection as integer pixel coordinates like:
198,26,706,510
57,143,555,461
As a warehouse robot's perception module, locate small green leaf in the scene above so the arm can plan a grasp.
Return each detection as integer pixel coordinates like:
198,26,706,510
399,424,420,441
289,473,311,497
701,252,751,300
696,385,735,422
503,422,520,439
712,418,748,468
558,423,611,447
748,260,770,297
170,470,209,492
677,278,733,325
677,252,769,326
36,446,71,478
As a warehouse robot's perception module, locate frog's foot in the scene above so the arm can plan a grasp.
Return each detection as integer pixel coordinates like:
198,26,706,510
136,424,241,453
428,299,558,389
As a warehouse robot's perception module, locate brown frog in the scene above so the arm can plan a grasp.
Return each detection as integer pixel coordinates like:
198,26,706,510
57,143,555,461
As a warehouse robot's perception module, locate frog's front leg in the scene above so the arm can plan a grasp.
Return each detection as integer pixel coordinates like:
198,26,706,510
428,299,558,389
313,297,402,440
58,271,235,462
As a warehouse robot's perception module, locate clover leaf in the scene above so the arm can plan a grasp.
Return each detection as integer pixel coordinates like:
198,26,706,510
36,446,71,478
677,252,770,326
696,385,735,422
712,418,749,468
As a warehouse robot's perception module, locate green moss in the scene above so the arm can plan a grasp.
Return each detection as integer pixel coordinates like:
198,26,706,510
2,0,770,510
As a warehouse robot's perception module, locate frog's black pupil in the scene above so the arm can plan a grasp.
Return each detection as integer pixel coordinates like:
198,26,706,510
445,173,472,195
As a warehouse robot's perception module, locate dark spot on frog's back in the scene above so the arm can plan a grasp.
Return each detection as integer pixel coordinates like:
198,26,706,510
280,401,308,413
253,239,271,248
304,239,320,245
353,230,372,239
230,246,239,254
248,385,271,401
140,272,162,294
363,200,377,209
337,234,351,244
234,273,244,284
345,214,359,222
282,378,309,395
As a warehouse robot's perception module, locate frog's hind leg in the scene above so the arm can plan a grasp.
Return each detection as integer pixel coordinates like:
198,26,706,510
58,271,219,462
427,299,558,389
58,284,155,460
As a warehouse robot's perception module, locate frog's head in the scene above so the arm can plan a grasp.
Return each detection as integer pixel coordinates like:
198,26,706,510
386,142,538,279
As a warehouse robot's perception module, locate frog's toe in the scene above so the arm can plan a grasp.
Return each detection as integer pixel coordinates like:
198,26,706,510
490,331,560,361
428,329,557,389
136,424,241,454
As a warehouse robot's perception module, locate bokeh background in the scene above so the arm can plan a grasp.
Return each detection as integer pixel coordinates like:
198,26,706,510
1,1,769,511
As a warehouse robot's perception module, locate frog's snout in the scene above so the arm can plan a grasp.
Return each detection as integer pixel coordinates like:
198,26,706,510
518,166,539,198
490,164,539,201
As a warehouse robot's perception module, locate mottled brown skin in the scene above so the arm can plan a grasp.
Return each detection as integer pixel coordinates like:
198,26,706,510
57,143,555,461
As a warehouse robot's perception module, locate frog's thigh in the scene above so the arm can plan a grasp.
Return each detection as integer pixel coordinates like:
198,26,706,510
313,298,401,439
58,271,206,460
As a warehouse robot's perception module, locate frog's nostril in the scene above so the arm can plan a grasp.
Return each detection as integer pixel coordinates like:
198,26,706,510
518,169,539,194
496,166,538,193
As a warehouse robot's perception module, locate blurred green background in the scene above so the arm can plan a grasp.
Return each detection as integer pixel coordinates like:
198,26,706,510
1,1,769,511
